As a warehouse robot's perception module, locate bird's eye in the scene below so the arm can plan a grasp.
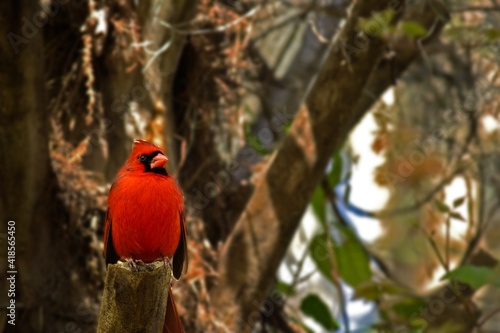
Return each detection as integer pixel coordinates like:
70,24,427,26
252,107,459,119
139,155,147,162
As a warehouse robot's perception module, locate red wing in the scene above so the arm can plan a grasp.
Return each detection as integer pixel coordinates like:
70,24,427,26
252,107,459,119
172,209,188,279
103,210,120,266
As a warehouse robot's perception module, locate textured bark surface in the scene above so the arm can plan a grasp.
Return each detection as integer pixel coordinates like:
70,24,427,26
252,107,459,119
353,0,450,120
0,6,101,331
0,2,56,332
98,262,171,333
210,0,450,330
142,0,197,175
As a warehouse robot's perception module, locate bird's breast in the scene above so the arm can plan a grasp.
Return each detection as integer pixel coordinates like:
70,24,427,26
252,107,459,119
109,174,182,262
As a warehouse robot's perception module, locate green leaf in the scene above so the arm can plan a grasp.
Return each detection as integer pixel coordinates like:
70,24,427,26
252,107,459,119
244,123,270,155
284,122,292,133
354,280,408,301
441,265,500,290
453,196,466,208
358,9,395,37
434,199,450,213
309,234,334,283
311,187,326,226
392,297,429,321
336,227,372,287
300,294,340,331
310,228,372,287
449,211,466,222
392,297,429,331
343,184,352,205
401,21,427,37
327,151,343,187
275,281,296,296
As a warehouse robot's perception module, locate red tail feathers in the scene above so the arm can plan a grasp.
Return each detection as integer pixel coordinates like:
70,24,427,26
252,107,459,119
163,286,185,333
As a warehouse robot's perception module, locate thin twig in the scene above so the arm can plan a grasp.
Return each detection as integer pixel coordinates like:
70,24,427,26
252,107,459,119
287,244,310,297
445,216,450,271
308,19,329,43
319,180,350,333
137,6,261,71
421,227,448,271
346,167,466,218
142,38,172,72
416,17,439,71
478,306,500,327
460,137,487,265
160,6,260,36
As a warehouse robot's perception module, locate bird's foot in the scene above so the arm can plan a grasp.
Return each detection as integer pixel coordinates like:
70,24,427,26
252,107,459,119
156,256,172,271
124,258,144,271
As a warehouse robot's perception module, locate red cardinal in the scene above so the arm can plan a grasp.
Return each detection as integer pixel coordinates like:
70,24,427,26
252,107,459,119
103,139,187,333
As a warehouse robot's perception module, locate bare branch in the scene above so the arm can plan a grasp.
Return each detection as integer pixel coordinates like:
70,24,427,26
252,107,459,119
346,166,466,218
160,5,260,35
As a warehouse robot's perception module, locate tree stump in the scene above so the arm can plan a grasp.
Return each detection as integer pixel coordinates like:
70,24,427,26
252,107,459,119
97,261,171,333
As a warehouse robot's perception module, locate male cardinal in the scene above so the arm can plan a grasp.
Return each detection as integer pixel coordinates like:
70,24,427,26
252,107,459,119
103,139,187,333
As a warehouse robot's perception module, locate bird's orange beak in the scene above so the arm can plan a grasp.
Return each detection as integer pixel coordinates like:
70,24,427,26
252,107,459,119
150,154,168,169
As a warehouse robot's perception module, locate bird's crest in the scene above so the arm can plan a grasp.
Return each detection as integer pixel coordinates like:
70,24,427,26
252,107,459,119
132,140,163,154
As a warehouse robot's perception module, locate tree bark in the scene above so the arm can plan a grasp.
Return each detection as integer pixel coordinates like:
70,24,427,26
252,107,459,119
0,3,102,332
101,1,155,180
142,0,198,174
97,262,171,333
0,2,53,331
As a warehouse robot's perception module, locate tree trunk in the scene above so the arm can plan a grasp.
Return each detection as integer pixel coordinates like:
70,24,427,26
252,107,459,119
0,3,100,332
1,2,52,331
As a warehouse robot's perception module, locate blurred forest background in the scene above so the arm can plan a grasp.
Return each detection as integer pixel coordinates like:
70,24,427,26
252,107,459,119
2,0,500,332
